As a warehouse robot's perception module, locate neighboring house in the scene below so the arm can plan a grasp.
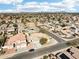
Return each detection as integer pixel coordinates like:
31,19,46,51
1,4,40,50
56,51,75,59
6,24,15,38
18,23,25,33
67,47,79,59
56,47,79,59
0,24,7,30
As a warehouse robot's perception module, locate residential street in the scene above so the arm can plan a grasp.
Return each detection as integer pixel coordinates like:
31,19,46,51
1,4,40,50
7,42,69,59
7,34,79,59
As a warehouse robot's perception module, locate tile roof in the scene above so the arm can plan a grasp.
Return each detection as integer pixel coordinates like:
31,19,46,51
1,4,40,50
6,33,26,45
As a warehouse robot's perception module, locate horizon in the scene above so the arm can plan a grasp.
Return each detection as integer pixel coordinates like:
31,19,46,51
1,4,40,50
0,12,79,13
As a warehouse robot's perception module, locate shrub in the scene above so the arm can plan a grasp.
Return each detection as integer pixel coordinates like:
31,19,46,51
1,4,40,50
43,55,48,59
40,38,48,45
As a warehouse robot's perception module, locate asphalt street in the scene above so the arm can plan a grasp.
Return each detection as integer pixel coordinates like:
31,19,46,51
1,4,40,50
7,42,69,59
7,38,79,59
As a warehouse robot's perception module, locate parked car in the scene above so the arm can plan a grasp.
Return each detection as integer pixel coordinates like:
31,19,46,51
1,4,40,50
76,46,79,49
29,49,35,52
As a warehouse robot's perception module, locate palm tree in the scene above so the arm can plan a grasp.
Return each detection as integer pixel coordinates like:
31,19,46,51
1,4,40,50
23,33,30,46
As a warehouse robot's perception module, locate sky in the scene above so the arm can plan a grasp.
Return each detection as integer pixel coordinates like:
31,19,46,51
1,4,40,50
0,0,79,12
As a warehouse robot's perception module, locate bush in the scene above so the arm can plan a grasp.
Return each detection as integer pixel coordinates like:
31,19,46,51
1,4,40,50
39,38,48,45
0,36,6,47
13,24,18,27
43,55,48,59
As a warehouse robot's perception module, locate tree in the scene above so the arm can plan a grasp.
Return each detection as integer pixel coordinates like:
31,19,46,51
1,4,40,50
13,24,18,27
1,21,6,24
0,21,6,26
43,55,48,59
0,36,6,47
39,38,48,45
13,24,18,34
61,23,66,27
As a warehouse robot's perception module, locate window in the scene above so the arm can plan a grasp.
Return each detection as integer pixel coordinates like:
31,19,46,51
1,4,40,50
13,43,16,48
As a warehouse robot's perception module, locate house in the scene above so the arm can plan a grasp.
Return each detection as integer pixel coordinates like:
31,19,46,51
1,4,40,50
56,47,79,59
56,51,75,59
67,47,79,59
6,24,15,38
4,33,27,54
18,23,25,33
